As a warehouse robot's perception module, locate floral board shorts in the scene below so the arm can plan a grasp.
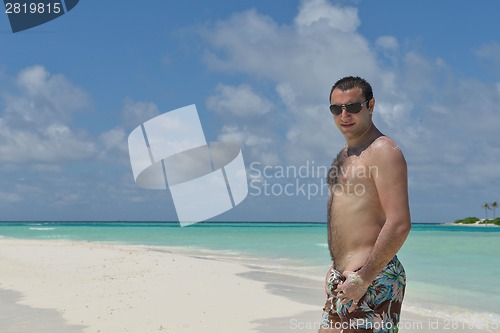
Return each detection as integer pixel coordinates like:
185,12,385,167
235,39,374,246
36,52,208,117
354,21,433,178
322,256,406,333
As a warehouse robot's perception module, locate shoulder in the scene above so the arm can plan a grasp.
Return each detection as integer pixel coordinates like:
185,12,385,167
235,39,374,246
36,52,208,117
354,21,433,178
371,136,401,151
368,136,406,167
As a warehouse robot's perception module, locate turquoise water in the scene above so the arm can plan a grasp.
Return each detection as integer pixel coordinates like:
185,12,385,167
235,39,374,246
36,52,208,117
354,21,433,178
0,222,499,324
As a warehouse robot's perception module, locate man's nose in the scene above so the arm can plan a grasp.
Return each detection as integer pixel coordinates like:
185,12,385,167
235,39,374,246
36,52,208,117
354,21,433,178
340,107,350,119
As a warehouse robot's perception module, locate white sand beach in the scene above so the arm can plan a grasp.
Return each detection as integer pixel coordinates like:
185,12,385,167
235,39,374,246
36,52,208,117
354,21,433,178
0,238,497,333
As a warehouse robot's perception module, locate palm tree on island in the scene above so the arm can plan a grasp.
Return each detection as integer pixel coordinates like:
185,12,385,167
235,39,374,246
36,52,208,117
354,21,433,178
492,201,498,219
454,202,499,225
482,202,491,220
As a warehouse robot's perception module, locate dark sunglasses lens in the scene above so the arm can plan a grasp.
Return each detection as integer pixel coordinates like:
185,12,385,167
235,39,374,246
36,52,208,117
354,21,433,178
345,103,362,114
329,105,342,115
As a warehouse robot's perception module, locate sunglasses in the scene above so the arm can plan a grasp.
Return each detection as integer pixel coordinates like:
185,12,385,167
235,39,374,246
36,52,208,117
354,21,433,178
329,101,369,116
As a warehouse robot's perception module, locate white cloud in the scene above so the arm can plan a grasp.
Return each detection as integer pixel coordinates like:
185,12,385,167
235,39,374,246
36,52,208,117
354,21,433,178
100,127,127,152
0,121,96,163
276,82,296,107
475,41,500,59
376,101,413,127
294,0,360,33
7,65,89,126
218,125,271,146
121,98,161,129
53,192,82,206
207,84,273,117
0,191,23,203
0,66,96,163
203,1,377,103
376,36,399,51
218,125,279,166
202,0,379,166
97,99,163,163
31,164,62,173
475,41,500,74
200,0,500,215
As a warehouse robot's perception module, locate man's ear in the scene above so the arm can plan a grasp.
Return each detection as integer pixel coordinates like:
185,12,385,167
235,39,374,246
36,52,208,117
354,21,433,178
369,98,375,114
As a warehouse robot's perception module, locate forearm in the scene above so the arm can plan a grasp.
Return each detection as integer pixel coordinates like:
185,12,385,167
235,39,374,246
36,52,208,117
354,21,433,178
357,218,411,284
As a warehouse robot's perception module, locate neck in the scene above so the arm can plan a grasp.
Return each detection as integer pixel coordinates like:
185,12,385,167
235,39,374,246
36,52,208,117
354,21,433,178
345,125,382,156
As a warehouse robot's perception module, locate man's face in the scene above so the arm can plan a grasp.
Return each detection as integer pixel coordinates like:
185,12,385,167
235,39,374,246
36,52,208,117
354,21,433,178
330,87,373,140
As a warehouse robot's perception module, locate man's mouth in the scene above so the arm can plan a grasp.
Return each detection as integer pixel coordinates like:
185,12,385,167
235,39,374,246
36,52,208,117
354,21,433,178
341,122,355,128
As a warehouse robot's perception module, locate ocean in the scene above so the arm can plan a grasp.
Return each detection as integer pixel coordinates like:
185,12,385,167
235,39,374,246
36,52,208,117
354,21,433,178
0,222,499,328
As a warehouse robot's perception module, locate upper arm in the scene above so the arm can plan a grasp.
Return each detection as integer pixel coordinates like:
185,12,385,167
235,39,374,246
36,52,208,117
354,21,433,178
371,142,411,225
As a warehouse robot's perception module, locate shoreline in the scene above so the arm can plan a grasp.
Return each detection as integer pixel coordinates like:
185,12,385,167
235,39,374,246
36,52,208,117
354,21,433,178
0,238,498,333
443,223,500,227
0,238,317,333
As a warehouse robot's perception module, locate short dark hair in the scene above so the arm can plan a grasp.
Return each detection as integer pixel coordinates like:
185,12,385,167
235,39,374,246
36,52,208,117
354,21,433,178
329,76,373,102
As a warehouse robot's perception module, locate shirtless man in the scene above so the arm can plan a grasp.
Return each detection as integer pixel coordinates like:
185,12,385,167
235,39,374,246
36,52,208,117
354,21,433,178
320,76,411,333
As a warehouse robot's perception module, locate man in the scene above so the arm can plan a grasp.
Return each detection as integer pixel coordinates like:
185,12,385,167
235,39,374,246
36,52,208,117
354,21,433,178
320,76,411,333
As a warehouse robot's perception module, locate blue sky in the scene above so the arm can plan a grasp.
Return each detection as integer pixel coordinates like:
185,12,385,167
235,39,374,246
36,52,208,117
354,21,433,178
1,0,499,223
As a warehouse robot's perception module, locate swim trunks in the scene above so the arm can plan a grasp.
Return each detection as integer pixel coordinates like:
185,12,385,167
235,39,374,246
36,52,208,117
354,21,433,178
322,256,406,333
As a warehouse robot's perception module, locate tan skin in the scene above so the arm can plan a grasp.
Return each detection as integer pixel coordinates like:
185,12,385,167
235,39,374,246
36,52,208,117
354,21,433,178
319,87,411,333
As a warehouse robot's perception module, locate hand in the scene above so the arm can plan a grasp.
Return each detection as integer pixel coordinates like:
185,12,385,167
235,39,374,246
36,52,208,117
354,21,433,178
336,271,369,313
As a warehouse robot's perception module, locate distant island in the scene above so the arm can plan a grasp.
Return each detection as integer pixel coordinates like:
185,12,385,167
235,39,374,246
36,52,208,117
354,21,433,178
454,217,500,226
453,201,500,225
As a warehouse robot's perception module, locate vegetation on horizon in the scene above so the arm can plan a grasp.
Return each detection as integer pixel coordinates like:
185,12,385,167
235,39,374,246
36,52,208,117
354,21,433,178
454,216,500,226
452,202,499,225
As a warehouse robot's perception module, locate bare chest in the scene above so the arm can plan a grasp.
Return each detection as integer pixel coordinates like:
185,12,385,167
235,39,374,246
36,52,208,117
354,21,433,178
328,155,377,196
